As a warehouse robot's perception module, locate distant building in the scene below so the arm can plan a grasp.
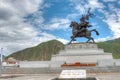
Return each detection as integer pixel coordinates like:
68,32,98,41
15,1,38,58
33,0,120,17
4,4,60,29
2,57,19,67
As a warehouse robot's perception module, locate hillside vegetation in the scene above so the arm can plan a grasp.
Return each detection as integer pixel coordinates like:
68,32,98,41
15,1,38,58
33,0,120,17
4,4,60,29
6,40,64,61
98,38,120,59
6,38,120,61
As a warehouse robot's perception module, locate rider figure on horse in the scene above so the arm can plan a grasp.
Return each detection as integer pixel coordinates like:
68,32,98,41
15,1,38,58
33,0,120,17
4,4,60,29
79,15,91,33
79,8,94,33
73,8,93,39
69,8,99,44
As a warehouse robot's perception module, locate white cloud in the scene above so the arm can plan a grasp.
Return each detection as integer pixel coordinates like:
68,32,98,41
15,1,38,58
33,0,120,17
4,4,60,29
87,0,104,10
92,2,120,41
57,38,69,44
38,32,69,44
69,0,87,14
0,0,44,55
103,0,117,2
43,18,70,30
1,0,119,56
0,0,69,56
118,1,120,4
39,32,56,42
69,0,120,41
1,0,43,17
67,13,80,19
101,4,120,39
95,36,113,42
105,17,120,38
69,0,104,14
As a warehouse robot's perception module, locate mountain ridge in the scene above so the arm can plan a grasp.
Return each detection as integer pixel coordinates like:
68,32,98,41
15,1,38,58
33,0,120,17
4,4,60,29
6,38,120,60
6,40,64,61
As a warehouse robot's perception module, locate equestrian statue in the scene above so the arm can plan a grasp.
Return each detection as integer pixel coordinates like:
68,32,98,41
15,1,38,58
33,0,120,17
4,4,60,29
69,8,99,44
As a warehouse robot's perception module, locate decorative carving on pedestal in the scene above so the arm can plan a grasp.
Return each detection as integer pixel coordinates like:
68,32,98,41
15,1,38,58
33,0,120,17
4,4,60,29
65,43,97,49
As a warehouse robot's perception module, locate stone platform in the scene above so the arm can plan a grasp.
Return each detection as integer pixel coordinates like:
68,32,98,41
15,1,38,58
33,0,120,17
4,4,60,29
50,43,113,67
52,77,97,80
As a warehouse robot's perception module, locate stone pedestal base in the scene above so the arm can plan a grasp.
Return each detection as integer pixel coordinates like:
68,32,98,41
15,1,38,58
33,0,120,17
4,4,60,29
50,43,113,67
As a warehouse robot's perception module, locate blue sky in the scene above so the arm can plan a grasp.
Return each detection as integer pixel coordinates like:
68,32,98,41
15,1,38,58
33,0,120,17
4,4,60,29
0,0,120,55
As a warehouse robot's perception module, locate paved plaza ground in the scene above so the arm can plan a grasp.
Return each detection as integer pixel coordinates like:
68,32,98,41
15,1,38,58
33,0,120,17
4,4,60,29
1,73,120,80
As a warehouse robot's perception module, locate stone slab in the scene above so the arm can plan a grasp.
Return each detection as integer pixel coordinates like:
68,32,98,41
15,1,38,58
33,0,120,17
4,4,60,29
65,43,98,50
98,59,120,67
98,59,114,67
114,59,120,66
19,61,50,68
52,77,97,80
58,49,104,55
51,54,113,63
59,70,86,78
50,61,65,68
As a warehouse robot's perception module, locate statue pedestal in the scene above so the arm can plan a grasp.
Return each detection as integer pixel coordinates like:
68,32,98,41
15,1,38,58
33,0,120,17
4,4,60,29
50,43,113,67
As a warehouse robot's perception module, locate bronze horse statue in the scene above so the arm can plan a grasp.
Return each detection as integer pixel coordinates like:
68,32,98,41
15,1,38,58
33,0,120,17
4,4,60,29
69,21,99,44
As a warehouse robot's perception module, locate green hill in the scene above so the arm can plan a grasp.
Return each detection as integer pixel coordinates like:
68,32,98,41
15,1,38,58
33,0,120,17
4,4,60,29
6,40,64,61
6,38,120,61
97,38,120,59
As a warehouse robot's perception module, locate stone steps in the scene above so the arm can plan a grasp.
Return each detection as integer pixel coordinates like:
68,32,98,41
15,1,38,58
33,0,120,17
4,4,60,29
59,49,104,54
51,43,113,67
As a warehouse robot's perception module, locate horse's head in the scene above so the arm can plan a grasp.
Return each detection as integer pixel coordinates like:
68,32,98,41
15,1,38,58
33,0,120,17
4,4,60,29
70,21,78,27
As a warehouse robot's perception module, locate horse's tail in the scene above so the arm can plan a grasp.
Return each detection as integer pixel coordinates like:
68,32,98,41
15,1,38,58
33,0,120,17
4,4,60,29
91,29,99,35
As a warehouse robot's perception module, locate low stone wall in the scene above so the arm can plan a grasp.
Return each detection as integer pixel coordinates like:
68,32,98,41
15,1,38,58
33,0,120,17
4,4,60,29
98,59,120,67
19,61,50,68
114,59,120,66
19,59,120,68
2,67,120,74
19,61,65,68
